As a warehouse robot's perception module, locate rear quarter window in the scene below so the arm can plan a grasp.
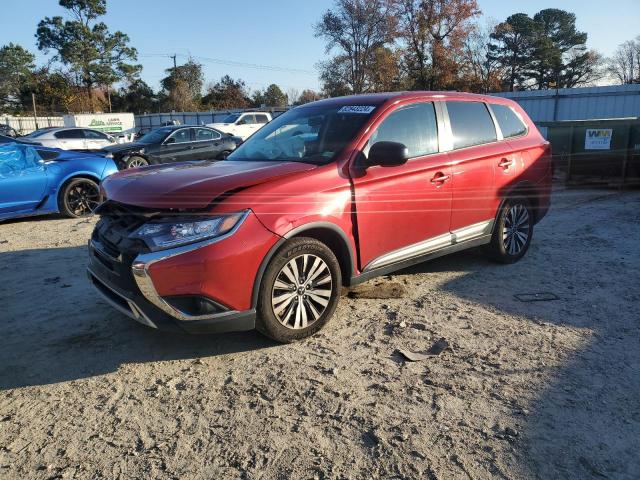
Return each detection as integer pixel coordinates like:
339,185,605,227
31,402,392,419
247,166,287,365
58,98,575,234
491,104,528,138
446,101,497,150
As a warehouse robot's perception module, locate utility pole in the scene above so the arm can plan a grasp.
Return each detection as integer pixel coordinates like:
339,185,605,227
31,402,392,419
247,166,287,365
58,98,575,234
170,54,177,70
31,92,39,130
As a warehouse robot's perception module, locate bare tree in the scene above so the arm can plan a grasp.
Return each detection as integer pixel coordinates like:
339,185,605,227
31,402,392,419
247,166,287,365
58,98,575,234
458,21,503,93
315,0,395,94
395,0,480,90
286,87,300,105
607,36,640,84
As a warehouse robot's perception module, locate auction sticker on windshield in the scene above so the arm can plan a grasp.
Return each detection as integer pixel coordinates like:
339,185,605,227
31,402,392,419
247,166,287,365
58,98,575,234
338,106,376,114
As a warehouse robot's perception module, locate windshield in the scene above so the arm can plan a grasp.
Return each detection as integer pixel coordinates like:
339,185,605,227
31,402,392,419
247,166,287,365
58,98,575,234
227,104,376,164
222,113,241,123
138,127,173,144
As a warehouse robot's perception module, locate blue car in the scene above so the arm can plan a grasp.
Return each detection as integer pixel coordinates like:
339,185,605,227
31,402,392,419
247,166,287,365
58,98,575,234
0,143,118,221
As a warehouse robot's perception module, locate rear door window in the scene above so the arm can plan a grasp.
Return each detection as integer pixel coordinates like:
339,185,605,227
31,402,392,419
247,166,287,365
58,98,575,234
255,114,269,124
83,129,109,140
195,128,221,141
54,129,84,139
491,104,527,138
368,102,438,158
446,101,497,149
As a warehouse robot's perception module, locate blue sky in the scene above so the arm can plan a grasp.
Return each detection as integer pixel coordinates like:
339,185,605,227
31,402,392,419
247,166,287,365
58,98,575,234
1,0,638,93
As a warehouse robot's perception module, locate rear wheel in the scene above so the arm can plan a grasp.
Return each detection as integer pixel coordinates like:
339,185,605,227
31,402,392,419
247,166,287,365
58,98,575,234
257,238,341,342
125,156,149,169
486,198,533,264
59,178,101,218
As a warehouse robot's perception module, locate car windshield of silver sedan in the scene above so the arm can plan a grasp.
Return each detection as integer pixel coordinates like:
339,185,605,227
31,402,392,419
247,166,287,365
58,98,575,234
137,127,173,144
226,105,376,164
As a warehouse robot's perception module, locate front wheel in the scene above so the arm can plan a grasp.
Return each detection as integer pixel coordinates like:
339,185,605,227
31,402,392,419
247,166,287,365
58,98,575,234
217,150,232,160
257,238,342,342
59,178,102,218
486,198,533,264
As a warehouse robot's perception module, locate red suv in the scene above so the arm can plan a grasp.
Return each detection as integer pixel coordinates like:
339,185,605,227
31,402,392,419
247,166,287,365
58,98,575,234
88,92,552,342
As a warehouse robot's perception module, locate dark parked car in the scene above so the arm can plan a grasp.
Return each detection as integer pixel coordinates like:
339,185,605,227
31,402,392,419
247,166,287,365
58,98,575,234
100,125,242,169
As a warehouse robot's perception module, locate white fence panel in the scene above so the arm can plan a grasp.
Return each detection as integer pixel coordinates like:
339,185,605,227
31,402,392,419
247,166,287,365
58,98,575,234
3,116,65,134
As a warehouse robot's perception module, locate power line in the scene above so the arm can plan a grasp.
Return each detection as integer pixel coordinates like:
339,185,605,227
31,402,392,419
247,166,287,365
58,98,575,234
138,52,316,75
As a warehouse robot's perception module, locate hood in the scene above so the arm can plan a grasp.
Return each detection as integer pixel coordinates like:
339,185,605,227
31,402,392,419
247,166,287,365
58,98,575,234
101,160,316,210
100,141,147,154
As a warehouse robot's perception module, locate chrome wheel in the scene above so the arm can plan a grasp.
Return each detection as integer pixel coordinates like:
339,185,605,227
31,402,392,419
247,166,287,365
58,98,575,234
503,203,530,255
65,181,100,216
271,254,333,330
127,157,148,168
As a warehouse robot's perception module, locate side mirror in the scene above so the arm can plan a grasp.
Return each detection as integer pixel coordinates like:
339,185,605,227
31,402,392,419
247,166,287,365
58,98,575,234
164,137,176,145
367,141,409,168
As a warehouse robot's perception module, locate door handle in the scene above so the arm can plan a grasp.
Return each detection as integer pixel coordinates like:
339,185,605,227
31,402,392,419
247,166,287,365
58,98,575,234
430,172,450,184
499,158,513,168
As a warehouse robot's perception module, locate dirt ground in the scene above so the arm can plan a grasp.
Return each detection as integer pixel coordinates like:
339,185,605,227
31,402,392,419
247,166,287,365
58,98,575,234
1,187,639,480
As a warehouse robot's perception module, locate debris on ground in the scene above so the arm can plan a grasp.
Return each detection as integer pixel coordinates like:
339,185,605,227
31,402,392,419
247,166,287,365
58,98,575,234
514,292,559,302
397,337,451,362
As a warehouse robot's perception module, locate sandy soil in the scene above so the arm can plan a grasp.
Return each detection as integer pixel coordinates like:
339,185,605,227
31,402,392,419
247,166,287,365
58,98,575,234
1,187,639,480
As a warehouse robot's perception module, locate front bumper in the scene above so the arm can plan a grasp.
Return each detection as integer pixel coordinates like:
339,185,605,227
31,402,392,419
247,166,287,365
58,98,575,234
86,217,263,334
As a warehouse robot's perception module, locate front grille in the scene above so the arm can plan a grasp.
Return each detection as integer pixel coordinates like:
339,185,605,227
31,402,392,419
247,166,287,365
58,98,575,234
92,201,155,259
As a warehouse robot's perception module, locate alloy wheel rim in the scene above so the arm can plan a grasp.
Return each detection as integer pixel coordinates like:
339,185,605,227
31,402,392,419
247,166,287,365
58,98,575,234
67,182,100,216
129,158,148,168
271,254,333,329
503,204,530,255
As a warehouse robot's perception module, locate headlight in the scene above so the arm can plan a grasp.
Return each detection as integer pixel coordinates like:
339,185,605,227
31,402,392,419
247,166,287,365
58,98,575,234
131,211,248,252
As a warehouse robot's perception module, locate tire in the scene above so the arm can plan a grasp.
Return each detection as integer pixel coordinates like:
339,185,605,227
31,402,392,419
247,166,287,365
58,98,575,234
125,156,149,169
217,150,232,160
58,178,102,218
256,237,342,343
486,198,534,264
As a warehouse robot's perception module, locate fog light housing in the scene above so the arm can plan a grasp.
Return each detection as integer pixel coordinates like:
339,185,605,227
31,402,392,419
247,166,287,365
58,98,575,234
163,296,228,317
